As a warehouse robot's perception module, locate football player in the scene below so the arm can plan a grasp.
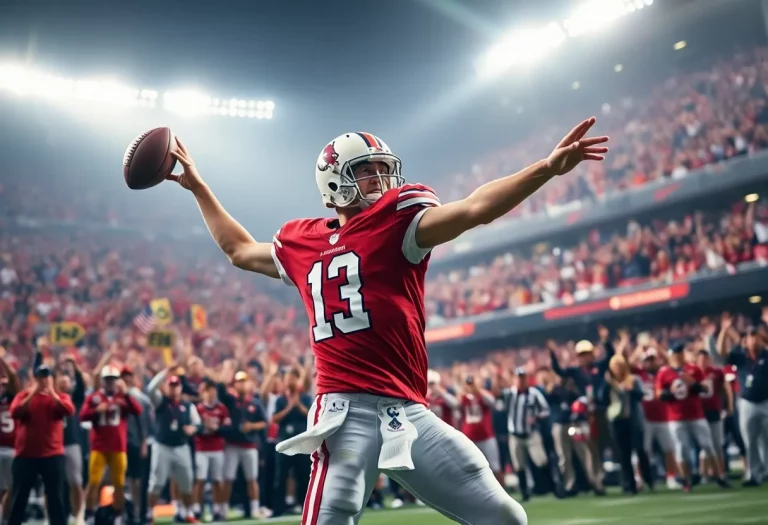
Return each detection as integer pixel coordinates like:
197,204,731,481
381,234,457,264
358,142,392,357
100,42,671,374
633,348,679,489
696,350,730,483
193,379,231,522
458,376,502,484
80,366,142,525
656,343,728,490
168,118,608,525
217,371,269,520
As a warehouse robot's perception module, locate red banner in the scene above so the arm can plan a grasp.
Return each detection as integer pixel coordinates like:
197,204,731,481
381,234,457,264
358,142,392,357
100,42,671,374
544,283,690,321
425,323,476,343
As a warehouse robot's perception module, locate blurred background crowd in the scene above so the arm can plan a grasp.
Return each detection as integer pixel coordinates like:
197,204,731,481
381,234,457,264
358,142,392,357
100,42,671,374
3,0,768,523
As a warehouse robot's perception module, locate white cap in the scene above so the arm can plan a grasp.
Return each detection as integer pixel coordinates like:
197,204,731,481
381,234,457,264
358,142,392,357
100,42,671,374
427,369,441,385
101,366,120,379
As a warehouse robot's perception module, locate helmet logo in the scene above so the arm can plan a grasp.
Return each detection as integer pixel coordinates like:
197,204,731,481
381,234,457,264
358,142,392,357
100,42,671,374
329,233,340,245
317,141,339,172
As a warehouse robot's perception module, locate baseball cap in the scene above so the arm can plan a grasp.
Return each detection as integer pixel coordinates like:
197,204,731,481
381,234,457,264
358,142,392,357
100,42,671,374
120,365,133,377
202,377,217,389
643,348,658,359
234,371,248,382
575,340,595,354
168,375,181,386
34,364,52,378
101,366,120,379
514,367,527,376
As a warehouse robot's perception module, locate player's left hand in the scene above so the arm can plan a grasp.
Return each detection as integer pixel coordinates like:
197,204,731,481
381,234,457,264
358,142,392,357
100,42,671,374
182,425,197,436
546,117,609,176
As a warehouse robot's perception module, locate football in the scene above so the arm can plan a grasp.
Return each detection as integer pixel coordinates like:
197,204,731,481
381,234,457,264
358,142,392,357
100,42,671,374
122,127,178,190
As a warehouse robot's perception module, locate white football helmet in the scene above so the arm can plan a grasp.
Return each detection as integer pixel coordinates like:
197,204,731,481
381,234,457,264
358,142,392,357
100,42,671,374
315,132,404,208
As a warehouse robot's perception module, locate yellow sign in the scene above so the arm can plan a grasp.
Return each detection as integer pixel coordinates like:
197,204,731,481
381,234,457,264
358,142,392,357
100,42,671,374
147,330,175,349
191,304,207,331
50,322,86,346
150,298,173,326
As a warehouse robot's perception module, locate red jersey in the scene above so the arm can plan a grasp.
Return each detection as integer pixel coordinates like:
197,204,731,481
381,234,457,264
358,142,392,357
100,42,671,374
80,390,141,453
195,402,231,452
427,392,455,428
634,369,668,423
272,184,440,405
460,393,494,442
655,364,705,421
11,391,74,458
700,366,725,414
0,393,17,449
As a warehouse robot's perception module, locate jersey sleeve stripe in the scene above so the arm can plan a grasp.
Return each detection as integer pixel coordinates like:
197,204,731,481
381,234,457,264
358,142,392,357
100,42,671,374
396,197,441,211
270,243,295,287
399,188,438,199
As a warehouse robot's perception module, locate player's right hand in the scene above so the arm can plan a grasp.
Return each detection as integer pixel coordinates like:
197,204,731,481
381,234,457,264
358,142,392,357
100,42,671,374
168,138,206,192
96,402,109,413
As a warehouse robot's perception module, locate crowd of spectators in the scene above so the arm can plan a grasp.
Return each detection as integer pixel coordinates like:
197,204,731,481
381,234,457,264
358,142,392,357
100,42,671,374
441,47,768,219
0,230,307,374
425,197,768,324
431,309,767,387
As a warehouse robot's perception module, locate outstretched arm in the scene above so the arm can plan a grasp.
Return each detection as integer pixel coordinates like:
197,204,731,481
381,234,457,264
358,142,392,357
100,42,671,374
415,118,608,248
169,139,279,278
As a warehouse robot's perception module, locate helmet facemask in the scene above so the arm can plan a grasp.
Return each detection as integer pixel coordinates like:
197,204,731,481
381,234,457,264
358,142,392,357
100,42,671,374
336,153,404,209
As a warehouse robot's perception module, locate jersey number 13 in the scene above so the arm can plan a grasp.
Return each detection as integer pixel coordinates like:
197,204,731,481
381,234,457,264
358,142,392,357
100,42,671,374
307,252,371,342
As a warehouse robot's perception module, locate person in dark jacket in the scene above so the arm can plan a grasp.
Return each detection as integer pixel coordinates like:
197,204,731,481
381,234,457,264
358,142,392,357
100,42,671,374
605,355,654,494
56,357,86,524
549,327,615,489
539,368,604,496
146,367,200,523
271,368,312,516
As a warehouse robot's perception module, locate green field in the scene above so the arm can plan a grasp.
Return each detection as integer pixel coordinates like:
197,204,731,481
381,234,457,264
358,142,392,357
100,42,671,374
163,484,768,525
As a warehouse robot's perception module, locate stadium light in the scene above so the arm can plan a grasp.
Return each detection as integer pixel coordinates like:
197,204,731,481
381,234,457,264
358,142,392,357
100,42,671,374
478,22,566,77
478,0,654,77
0,62,274,119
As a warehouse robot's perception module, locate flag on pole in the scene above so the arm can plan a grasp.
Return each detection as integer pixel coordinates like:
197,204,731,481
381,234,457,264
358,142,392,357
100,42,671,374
133,305,156,334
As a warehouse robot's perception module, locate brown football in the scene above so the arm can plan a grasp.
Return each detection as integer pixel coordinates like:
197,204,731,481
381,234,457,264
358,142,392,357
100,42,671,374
123,127,178,190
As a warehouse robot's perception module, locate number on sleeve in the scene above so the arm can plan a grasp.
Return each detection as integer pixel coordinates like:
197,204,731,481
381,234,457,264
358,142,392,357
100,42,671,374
700,377,714,399
0,411,13,434
642,382,655,401
307,252,371,342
